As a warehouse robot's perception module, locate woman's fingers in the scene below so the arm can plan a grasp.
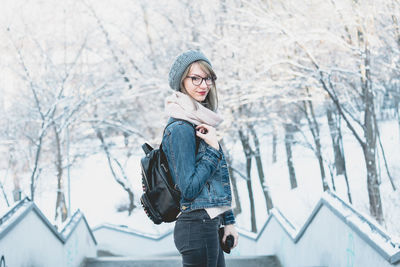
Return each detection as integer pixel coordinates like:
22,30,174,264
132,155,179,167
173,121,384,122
233,234,239,248
223,224,239,248
196,125,207,134
196,131,205,138
195,124,219,150
196,123,210,130
196,124,215,133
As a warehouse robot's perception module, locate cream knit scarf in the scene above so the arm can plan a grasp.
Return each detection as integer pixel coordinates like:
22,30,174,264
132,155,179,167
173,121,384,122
164,91,223,126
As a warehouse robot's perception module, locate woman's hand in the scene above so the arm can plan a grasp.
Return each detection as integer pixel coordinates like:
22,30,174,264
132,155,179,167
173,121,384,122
195,124,219,150
223,224,239,249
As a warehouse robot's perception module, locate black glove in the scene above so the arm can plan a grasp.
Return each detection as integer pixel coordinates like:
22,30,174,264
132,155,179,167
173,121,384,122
218,227,234,254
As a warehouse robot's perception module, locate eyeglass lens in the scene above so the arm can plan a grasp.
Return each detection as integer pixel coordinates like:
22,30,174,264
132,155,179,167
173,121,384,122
188,76,214,86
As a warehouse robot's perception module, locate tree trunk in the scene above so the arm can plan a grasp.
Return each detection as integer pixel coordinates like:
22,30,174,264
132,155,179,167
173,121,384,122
30,135,44,201
364,145,383,223
0,180,9,207
337,114,352,204
220,140,241,216
272,126,277,163
95,128,136,215
304,23,381,221
397,104,400,144
391,14,400,140
326,106,346,175
395,100,400,143
11,158,21,202
284,124,297,189
316,141,328,191
248,125,273,213
238,129,257,233
12,184,21,202
303,99,328,191
54,125,68,222
361,35,384,223
327,164,336,191
246,172,257,233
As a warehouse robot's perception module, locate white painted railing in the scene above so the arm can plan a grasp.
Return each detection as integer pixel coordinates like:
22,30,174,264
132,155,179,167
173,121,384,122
233,191,400,267
0,198,97,267
2,192,398,267
93,223,177,257
93,191,400,267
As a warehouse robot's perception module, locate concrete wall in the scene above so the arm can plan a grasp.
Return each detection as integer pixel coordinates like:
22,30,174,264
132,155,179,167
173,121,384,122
93,224,178,257
93,192,400,267
0,200,97,267
0,210,65,267
63,216,98,266
232,205,399,267
228,191,400,267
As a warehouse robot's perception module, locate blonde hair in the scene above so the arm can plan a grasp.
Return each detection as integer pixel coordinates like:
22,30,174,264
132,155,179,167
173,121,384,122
179,61,218,111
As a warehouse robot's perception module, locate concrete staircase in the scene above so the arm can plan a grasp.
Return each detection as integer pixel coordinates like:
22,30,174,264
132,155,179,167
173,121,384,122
84,255,281,267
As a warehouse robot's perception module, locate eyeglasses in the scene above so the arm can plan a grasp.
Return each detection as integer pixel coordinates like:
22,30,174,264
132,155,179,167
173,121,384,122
186,75,216,86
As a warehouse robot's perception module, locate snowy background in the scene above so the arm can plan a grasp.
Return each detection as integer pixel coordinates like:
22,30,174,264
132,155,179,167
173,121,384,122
0,0,399,243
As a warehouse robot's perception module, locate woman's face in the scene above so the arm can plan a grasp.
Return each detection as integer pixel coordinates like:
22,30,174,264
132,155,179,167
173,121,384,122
182,62,212,102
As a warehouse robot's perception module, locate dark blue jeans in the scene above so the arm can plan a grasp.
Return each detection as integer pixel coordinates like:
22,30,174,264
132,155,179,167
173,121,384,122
174,209,225,267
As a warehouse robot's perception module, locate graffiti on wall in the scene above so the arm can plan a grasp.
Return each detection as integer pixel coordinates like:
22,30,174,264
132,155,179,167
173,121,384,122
346,232,355,267
66,235,79,266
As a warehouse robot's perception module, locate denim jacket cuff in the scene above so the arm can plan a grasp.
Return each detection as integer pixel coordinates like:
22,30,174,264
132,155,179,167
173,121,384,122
222,209,236,225
203,146,222,168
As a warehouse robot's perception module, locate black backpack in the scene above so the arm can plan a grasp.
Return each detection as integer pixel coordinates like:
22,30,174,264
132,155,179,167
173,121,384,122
140,120,194,224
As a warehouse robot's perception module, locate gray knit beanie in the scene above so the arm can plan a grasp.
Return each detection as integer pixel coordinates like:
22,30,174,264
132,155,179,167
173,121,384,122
168,50,212,91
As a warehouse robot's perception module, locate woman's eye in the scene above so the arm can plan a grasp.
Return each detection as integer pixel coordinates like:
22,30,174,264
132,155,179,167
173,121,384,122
192,77,201,82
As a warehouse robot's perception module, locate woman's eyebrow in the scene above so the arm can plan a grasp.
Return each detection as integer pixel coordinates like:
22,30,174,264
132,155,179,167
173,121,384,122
188,73,209,77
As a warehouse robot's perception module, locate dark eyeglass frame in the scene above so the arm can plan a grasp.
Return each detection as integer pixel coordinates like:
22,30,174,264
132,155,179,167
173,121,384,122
186,75,217,86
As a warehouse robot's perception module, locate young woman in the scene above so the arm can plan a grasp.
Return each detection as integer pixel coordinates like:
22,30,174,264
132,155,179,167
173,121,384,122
162,50,239,267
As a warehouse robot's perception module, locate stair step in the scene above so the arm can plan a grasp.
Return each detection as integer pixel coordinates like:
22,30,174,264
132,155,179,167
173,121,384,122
84,255,281,267
226,255,281,267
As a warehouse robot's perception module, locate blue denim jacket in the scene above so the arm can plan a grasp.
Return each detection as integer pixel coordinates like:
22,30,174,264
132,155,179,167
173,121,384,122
162,117,235,225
